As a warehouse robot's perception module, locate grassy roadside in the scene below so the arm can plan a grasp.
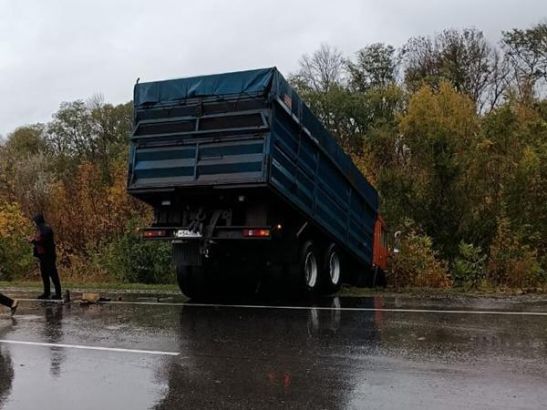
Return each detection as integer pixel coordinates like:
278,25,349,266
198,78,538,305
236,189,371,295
0,280,179,294
2,281,545,298
338,285,547,298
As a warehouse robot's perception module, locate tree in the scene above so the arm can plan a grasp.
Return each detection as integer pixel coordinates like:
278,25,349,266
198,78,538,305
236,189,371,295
89,96,133,182
502,22,547,96
398,82,480,258
401,29,501,109
353,84,406,182
488,213,543,288
46,100,94,160
401,35,438,90
347,43,398,92
45,98,132,180
0,125,50,209
483,49,512,111
2,124,46,157
291,43,345,92
0,202,34,280
8,153,54,215
48,159,147,252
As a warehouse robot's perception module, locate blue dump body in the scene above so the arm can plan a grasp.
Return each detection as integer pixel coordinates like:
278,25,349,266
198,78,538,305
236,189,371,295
128,68,379,266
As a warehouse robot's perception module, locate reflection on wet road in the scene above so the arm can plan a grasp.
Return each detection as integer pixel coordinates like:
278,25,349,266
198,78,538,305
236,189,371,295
0,293,546,409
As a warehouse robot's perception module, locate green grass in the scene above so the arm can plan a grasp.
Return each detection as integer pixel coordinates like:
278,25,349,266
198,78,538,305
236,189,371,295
0,280,179,294
2,281,544,298
337,284,546,298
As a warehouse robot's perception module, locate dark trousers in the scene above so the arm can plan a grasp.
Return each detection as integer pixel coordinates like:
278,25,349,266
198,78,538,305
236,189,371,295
0,292,14,308
39,258,62,296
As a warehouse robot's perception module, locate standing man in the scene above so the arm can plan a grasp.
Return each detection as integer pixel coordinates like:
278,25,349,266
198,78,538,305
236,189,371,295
0,293,17,315
31,214,62,300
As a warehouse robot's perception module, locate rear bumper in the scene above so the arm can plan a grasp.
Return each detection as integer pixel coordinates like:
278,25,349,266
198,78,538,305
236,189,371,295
142,226,275,241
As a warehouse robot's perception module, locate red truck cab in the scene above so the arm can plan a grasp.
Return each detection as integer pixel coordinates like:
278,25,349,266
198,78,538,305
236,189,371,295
372,215,389,274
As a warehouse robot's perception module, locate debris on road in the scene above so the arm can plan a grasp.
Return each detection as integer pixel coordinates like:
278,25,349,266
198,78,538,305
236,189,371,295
82,293,100,303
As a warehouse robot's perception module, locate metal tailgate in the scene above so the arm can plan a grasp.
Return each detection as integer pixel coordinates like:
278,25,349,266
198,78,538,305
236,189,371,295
128,136,268,189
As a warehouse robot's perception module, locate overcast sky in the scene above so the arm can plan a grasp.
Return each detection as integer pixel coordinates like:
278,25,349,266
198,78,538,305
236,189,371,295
0,0,545,136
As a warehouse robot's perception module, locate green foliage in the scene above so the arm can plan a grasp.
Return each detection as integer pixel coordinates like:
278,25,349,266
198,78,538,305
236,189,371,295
94,219,174,284
390,222,451,288
3,124,47,157
0,125,51,210
487,215,544,288
46,100,94,159
502,22,547,91
348,43,398,91
465,99,547,261
45,98,132,181
453,242,487,288
401,28,500,107
295,84,366,151
398,82,479,258
0,202,34,280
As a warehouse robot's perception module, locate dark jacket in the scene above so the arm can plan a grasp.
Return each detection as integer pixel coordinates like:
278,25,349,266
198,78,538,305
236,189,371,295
32,224,56,260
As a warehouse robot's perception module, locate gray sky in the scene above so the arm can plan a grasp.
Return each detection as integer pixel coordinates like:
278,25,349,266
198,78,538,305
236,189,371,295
0,0,545,137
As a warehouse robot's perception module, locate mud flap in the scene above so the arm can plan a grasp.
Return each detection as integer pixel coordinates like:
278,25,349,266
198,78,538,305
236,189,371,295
173,242,202,266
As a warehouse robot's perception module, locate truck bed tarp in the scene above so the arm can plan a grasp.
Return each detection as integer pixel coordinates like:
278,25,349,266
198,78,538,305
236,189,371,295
134,68,275,106
134,68,378,212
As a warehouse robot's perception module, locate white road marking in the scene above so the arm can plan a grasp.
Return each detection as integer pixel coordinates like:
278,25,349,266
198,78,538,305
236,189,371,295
0,339,179,356
105,300,547,316
14,298,547,316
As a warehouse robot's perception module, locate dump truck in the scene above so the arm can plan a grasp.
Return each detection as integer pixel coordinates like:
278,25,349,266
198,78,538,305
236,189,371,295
127,68,388,297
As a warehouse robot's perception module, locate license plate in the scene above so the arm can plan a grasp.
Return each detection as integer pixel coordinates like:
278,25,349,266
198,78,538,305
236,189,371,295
175,229,202,238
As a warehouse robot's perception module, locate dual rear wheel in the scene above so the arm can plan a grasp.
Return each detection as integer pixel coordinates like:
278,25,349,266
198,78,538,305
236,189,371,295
299,241,342,294
176,239,344,299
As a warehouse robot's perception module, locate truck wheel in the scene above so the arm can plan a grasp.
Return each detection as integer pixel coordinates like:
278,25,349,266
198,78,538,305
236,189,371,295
177,265,207,300
320,244,342,294
300,241,319,292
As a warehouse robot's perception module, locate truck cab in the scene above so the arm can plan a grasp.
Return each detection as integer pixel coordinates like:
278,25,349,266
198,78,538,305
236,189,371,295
372,216,389,286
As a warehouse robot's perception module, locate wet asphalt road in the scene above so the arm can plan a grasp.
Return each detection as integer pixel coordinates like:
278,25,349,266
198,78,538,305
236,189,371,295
0,292,546,409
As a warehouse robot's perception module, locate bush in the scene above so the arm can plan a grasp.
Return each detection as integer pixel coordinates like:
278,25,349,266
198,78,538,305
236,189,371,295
0,202,34,280
453,241,487,288
487,216,544,288
94,219,174,284
48,160,149,252
391,225,451,288
53,244,112,283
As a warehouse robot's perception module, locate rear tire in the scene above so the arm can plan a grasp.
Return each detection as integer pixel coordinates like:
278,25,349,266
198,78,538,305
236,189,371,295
320,244,342,294
298,240,320,293
176,265,208,300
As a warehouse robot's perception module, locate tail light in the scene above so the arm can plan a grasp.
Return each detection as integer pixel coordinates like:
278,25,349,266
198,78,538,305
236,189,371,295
143,229,167,238
242,229,270,238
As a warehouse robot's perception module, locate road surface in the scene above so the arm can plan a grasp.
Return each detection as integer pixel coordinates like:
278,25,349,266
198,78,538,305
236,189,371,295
0,291,546,409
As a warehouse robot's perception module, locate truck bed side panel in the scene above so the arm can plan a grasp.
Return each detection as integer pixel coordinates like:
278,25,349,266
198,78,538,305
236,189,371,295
269,105,375,266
